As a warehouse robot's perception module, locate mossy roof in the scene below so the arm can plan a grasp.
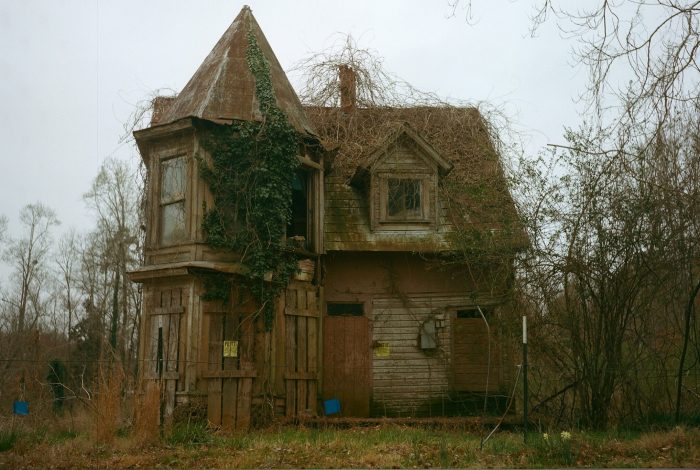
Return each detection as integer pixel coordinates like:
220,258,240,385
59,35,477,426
305,106,525,252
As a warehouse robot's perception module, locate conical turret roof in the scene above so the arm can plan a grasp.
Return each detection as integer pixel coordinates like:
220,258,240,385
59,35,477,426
160,6,316,136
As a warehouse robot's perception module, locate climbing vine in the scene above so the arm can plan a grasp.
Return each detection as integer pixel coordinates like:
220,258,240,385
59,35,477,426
198,30,300,328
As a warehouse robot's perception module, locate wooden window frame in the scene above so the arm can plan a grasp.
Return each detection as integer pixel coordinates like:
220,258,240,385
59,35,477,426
384,177,425,221
158,155,188,246
372,171,436,230
380,175,430,223
287,168,313,249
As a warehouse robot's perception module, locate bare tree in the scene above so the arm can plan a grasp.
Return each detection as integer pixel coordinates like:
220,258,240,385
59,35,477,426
2,203,60,332
514,107,700,426
83,158,142,369
447,0,700,425
55,229,82,337
293,35,444,108
448,1,700,143
0,215,7,242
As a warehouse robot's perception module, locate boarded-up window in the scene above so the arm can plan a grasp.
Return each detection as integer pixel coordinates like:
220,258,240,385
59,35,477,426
327,302,364,316
456,308,492,319
387,178,422,219
160,156,187,245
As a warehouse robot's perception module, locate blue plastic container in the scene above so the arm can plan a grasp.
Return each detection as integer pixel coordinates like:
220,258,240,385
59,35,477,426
13,401,28,416
323,398,341,416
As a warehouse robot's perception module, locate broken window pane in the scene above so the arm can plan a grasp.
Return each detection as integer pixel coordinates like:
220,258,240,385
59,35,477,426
387,178,422,218
161,201,186,244
287,170,309,241
160,156,186,203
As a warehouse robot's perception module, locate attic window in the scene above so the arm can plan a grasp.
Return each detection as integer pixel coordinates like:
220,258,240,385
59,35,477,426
387,178,422,219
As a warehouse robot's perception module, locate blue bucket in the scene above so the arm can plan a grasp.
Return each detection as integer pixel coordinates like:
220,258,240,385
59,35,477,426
13,401,28,416
323,398,340,416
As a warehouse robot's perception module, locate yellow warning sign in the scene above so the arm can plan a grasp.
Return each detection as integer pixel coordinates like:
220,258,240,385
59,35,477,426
223,340,239,358
374,342,390,358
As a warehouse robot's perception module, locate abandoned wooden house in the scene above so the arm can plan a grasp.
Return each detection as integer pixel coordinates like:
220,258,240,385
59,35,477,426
130,6,524,430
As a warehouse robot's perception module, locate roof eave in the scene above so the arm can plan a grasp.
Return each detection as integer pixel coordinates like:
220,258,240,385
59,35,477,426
133,118,196,162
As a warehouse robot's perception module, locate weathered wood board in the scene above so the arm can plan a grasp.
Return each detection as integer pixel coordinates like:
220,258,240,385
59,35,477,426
284,282,320,417
322,315,371,417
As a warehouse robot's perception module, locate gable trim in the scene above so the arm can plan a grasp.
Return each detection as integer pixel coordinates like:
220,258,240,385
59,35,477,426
357,122,453,177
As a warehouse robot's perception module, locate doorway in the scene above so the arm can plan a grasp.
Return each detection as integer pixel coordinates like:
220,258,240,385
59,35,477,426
322,302,371,417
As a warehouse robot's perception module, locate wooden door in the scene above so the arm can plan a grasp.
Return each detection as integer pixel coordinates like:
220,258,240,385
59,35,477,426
145,288,183,424
452,311,501,392
322,314,370,417
284,283,320,417
204,288,256,432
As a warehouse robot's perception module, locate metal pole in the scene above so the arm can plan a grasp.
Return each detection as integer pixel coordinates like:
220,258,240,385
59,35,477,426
523,315,528,442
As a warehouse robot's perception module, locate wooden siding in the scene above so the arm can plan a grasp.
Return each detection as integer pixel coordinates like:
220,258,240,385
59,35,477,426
324,175,453,252
203,287,257,431
284,282,320,417
371,296,450,417
373,140,432,172
141,285,187,423
370,295,502,417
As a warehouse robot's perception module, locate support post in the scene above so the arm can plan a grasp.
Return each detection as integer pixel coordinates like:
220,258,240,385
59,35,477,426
522,315,528,442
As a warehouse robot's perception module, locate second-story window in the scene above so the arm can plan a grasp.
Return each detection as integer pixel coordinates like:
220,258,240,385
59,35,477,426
386,178,423,220
160,156,187,245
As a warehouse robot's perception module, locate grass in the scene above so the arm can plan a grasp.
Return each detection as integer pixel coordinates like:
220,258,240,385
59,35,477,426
164,420,212,446
0,422,697,468
0,431,17,452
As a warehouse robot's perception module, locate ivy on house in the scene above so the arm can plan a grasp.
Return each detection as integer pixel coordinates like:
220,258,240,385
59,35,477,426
198,29,300,328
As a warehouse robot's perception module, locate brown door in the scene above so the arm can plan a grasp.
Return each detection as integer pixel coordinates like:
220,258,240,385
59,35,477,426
322,313,370,417
452,309,501,392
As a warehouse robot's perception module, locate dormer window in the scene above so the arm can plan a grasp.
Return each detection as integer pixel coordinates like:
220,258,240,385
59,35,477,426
351,123,453,232
387,178,423,220
160,156,187,245
377,174,431,227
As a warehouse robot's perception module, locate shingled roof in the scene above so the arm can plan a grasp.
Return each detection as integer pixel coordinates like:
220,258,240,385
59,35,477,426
158,6,316,137
305,106,524,252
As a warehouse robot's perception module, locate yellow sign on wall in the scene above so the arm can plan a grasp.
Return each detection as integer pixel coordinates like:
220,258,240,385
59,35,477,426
223,340,239,358
374,342,390,358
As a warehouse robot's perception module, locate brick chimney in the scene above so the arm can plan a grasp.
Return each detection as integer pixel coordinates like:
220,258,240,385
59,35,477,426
338,64,357,112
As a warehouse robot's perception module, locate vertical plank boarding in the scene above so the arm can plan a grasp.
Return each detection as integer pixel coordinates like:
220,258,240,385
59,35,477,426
306,290,318,414
296,288,308,414
285,288,297,417
221,313,238,430
207,314,223,426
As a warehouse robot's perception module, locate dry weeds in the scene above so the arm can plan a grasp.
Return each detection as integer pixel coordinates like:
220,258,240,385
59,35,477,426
132,380,160,445
92,362,125,445
0,423,698,469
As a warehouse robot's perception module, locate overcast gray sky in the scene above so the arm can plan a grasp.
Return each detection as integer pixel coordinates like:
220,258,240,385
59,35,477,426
0,0,587,239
